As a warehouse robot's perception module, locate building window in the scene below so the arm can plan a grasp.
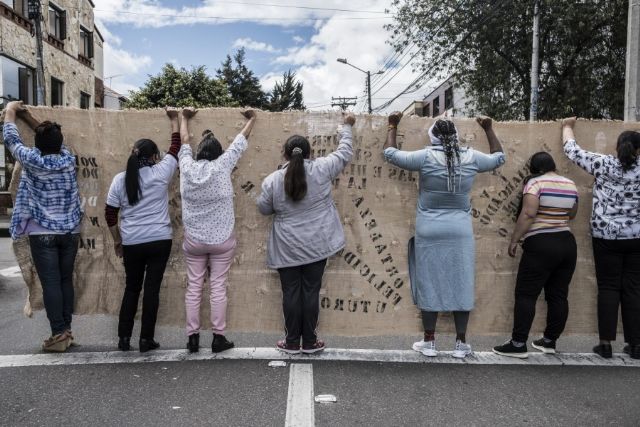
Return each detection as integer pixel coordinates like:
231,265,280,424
444,87,454,111
423,103,431,118
1,0,28,16
433,97,440,117
80,92,90,109
51,77,64,106
80,26,94,58
48,3,66,40
0,56,35,107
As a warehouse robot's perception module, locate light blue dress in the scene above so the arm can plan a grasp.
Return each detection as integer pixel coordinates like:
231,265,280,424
384,146,505,311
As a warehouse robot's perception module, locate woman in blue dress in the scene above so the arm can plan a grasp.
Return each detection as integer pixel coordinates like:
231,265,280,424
383,113,505,358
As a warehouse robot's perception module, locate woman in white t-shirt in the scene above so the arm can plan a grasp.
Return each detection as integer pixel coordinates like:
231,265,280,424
178,108,256,353
105,108,181,353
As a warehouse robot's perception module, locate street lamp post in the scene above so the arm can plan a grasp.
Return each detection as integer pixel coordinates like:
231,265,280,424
28,0,45,106
337,58,383,114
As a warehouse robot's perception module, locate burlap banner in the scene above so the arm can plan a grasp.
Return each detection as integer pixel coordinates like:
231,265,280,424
9,108,638,335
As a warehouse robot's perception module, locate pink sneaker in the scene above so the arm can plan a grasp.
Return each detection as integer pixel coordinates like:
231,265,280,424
302,340,326,354
276,340,300,354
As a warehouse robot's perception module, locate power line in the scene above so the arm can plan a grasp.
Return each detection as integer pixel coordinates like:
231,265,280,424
93,9,393,21
374,0,508,112
370,2,466,89
370,0,469,97
204,1,388,14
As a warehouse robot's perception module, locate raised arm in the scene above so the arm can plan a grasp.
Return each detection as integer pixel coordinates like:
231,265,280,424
562,117,577,144
476,116,503,153
180,107,197,144
217,110,256,171
383,111,402,150
240,110,256,138
2,101,35,165
17,108,41,130
382,112,426,171
561,117,605,175
315,113,355,180
164,107,181,161
2,101,24,125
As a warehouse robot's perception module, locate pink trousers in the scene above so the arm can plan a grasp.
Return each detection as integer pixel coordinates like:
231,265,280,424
183,233,236,336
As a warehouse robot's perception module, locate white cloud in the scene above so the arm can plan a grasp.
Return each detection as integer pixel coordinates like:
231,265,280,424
260,71,283,93
232,38,281,53
93,0,391,28
266,4,428,113
95,0,434,112
103,43,153,95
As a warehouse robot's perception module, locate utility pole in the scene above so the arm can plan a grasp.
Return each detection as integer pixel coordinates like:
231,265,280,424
331,97,357,111
529,0,540,122
336,58,383,115
28,0,46,106
366,71,373,114
625,0,640,122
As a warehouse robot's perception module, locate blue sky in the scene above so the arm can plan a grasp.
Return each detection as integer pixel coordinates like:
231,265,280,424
104,21,314,87
96,0,428,112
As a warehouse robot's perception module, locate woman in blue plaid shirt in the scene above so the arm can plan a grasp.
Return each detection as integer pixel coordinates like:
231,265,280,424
3,101,83,353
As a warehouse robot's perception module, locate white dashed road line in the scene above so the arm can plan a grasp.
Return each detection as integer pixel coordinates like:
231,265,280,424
285,364,315,427
0,347,638,369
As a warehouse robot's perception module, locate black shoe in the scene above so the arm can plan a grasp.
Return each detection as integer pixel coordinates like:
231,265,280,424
593,343,612,359
139,338,160,353
625,344,640,359
187,333,200,353
212,334,234,353
531,338,556,354
492,340,528,359
118,337,131,352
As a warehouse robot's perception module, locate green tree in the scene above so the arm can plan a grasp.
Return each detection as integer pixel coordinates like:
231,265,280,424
217,48,269,109
386,0,628,120
268,70,305,111
126,64,234,109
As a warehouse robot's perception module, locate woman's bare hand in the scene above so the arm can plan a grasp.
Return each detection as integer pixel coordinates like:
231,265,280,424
182,107,197,119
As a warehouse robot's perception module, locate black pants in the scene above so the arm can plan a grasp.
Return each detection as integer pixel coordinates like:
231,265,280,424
592,237,640,345
512,232,577,343
29,234,80,336
277,259,327,345
118,240,172,339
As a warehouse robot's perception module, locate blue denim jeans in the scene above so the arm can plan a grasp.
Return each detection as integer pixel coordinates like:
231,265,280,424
29,234,80,335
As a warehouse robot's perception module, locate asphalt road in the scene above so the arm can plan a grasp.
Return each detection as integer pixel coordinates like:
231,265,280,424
1,361,639,426
1,237,640,426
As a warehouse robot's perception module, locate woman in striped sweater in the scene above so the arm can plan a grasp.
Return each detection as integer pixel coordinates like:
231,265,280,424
493,152,579,358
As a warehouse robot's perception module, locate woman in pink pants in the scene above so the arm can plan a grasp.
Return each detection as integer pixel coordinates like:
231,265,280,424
177,108,256,353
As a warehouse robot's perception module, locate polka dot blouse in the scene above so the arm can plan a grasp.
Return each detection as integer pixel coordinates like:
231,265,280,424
178,134,248,245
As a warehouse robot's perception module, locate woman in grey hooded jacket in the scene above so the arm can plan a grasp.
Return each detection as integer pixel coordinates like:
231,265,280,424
257,113,356,354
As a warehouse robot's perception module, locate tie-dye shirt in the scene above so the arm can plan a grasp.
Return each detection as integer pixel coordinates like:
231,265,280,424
523,173,578,239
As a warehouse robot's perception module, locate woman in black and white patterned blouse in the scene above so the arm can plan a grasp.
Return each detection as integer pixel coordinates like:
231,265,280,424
562,117,640,360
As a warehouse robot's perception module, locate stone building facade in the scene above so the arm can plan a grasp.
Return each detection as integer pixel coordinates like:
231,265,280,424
0,0,103,109
0,0,103,195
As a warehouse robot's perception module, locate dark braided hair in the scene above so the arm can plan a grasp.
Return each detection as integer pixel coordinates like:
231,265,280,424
431,119,461,191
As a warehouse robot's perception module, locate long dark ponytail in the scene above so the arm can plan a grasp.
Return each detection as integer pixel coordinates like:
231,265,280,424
125,138,159,206
616,131,640,171
516,152,557,217
283,135,311,202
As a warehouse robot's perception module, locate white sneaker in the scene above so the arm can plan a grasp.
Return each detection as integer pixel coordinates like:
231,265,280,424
412,339,438,357
452,340,472,358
